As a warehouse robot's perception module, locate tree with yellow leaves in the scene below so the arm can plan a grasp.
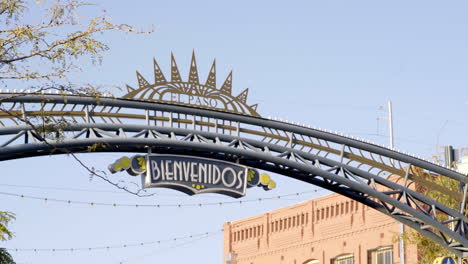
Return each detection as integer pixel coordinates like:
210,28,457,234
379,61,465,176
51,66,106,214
0,1,151,262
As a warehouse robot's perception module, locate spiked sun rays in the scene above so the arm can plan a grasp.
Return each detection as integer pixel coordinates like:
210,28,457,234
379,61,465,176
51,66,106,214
123,52,260,117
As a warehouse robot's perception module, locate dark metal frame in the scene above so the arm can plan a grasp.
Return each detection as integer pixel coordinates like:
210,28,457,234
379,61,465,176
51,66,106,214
0,93,467,256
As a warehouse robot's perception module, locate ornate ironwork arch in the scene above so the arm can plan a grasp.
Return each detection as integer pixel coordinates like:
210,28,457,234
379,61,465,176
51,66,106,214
0,93,467,257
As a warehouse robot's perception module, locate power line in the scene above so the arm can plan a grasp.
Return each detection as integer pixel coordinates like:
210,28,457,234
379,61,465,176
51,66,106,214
5,230,222,253
0,189,323,208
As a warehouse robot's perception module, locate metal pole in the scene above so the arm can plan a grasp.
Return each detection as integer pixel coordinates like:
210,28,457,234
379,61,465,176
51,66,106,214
389,101,405,264
388,101,394,150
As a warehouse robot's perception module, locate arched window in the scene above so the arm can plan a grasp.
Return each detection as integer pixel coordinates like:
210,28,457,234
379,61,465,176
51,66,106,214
332,254,354,264
303,259,319,264
368,246,393,264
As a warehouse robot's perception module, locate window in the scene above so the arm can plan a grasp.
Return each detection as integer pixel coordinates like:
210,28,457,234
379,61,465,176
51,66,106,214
332,254,354,264
303,260,319,264
369,246,392,264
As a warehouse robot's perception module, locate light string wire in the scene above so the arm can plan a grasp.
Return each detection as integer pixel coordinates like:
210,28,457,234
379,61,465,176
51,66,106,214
118,231,222,264
5,229,223,253
0,183,223,198
0,189,324,208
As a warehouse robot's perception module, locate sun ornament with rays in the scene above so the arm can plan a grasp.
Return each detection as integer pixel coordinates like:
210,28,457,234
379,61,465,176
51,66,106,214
123,52,260,117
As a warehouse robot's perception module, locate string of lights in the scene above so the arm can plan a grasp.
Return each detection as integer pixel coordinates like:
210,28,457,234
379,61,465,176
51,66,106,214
0,189,323,208
0,183,211,198
118,231,222,263
5,230,222,253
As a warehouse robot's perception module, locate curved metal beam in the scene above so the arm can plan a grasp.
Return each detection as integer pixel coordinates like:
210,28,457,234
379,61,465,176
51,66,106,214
0,93,466,256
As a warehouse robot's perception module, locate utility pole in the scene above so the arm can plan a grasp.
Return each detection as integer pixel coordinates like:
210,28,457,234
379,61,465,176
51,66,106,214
387,101,405,264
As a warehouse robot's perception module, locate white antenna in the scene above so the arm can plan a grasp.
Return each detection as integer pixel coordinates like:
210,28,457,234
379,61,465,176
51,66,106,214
388,101,394,150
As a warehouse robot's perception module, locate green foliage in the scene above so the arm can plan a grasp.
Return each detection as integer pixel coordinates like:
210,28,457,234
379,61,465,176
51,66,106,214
0,212,15,264
402,229,450,264
402,167,465,263
0,212,15,242
0,248,15,264
0,0,147,82
0,2,151,264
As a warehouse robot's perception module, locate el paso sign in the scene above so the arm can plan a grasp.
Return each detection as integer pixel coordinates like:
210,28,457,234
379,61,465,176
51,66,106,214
109,155,275,198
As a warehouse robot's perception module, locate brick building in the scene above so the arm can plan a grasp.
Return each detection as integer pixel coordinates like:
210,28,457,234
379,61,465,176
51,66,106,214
223,192,418,264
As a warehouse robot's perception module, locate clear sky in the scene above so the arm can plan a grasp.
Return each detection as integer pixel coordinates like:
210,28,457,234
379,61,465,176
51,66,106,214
2,0,468,263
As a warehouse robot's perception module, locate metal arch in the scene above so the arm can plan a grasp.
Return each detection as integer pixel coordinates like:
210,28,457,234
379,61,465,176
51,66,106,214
0,94,464,178
0,93,467,256
0,123,467,256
